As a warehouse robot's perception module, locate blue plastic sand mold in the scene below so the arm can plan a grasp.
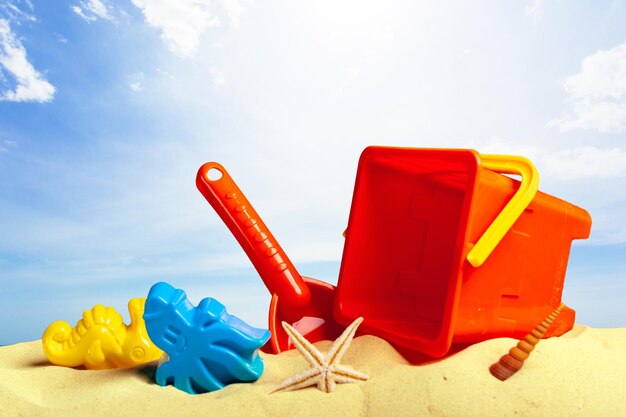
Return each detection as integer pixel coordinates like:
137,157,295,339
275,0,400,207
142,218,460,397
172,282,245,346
144,282,271,394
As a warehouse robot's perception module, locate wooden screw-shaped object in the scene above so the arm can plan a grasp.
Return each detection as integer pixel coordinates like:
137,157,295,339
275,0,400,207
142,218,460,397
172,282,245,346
489,303,566,381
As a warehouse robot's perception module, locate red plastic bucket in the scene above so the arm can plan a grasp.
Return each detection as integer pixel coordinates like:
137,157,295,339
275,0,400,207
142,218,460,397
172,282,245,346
334,147,591,358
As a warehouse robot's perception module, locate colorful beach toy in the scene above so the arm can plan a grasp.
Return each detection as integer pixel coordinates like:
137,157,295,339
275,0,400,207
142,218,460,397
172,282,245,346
144,282,270,394
197,162,344,354
335,147,591,357
42,297,163,370
197,147,591,360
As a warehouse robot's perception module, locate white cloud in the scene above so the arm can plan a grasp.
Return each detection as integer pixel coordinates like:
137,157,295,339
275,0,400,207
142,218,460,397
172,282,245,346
129,81,142,92
0,139,16,153
55,33,68,43
72,6,95,22
444,48,471,70
0,1,36,24
220,0,247,28
0,19,56,103
479,139,626,181
130,0,246,57
525,0,545,19
71,0,112,22
541,147,626,180
551,40,626,133
128,72,144,92
210,66,225,86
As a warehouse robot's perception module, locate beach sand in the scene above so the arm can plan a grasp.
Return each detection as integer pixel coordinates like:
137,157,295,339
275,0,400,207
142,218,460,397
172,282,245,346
1,325,625,416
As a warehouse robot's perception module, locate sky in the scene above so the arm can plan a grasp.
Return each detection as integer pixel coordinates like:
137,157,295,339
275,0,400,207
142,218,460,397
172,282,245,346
1,0,625,345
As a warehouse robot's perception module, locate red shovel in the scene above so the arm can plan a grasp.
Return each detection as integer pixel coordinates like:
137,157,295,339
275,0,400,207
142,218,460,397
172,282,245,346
196,162,344,353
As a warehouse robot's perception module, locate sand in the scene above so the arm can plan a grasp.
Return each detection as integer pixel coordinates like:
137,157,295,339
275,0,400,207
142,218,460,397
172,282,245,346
1,325,625,417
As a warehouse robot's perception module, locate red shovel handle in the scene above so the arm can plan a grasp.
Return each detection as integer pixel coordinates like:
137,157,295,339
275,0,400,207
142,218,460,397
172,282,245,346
196,162,311,308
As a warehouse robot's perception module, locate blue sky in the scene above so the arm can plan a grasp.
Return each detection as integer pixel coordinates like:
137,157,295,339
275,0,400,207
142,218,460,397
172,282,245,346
1,0,625,345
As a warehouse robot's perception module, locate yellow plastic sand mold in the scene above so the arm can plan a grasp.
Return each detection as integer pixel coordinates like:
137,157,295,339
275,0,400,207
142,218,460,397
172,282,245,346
42,297,163,370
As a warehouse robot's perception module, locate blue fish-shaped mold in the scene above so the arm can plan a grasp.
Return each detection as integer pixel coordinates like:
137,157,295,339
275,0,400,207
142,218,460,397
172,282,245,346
144,282,271,394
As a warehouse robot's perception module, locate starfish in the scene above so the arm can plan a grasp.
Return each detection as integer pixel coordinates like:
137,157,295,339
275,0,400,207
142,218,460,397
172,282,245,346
269,317,369,394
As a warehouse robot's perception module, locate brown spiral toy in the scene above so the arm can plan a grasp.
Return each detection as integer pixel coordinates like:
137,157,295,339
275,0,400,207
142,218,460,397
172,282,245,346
489,303,566,381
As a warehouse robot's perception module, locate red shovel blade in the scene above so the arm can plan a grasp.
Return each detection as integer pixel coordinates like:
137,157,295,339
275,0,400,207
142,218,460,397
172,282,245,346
196,162,343,353
265,277,343,353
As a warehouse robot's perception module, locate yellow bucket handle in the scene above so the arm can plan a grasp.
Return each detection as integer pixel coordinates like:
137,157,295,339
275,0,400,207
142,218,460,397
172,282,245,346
466,154,539,268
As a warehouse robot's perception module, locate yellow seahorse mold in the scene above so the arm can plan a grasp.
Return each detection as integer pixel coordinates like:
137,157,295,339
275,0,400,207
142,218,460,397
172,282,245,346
42,297,163,370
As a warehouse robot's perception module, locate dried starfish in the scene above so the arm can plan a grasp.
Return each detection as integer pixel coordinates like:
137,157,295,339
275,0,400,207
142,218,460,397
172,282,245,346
269,317,369,394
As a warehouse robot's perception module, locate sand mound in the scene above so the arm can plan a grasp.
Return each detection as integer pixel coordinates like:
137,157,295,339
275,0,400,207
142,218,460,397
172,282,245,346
1,325,625,416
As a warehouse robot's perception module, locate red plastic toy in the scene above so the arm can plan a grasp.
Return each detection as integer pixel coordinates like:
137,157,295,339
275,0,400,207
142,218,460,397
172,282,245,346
334,147,591,357
196,163,344,353
197,147,591,359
